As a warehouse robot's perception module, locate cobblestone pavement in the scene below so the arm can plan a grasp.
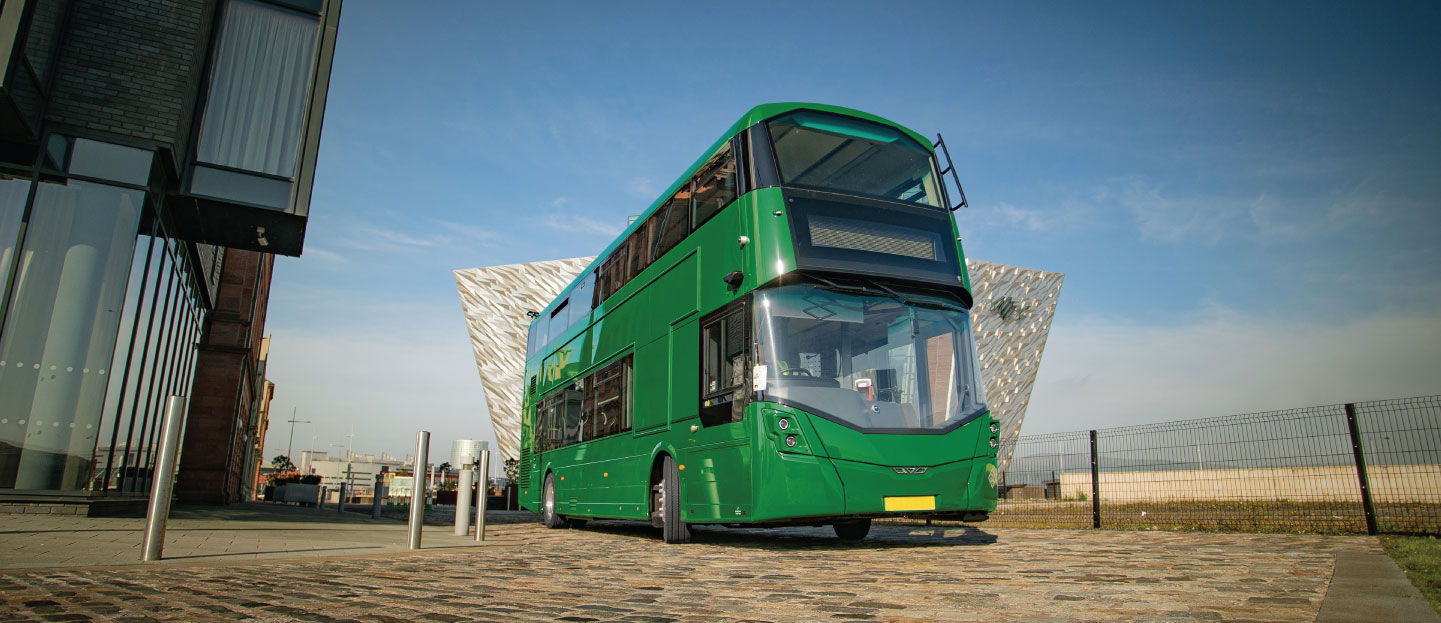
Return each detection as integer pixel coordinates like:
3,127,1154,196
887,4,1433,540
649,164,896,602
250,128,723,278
0,519,1382,623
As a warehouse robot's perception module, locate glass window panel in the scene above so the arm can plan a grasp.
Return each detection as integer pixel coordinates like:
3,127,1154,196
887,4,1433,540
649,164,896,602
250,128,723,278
590,356,628,439
582,376,597,441
767,111,941,207
597,240,630,304
190,164,293,209
568,273,594,328
93,233,158,491
561,384,584,446
68,138,153,186
526,314,548,360
547,299,570,344
628,218,655,278
116,248,170,492
196,0,319,178
0,180,143,491
654,186,691,260
0,177,31,294
692,145,737,229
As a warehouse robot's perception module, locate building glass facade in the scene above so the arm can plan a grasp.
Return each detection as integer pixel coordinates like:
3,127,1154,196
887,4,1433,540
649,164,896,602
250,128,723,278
0,0,339,508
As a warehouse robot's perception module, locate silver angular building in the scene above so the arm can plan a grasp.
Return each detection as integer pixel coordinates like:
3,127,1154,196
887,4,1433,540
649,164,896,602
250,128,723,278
455,258,1063,471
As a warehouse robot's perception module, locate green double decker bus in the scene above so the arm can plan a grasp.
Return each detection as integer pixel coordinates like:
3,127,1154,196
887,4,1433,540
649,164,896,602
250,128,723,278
518,103,999,543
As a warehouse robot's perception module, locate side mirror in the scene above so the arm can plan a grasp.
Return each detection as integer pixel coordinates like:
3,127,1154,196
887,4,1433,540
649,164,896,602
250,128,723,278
723,270,744,290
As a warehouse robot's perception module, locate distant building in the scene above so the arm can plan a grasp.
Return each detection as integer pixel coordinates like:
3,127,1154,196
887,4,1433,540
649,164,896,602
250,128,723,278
0,0,342,514
299,451,404,499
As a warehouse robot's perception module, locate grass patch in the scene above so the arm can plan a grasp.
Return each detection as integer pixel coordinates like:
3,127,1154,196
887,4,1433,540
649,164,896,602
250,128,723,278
1380,535,1441,616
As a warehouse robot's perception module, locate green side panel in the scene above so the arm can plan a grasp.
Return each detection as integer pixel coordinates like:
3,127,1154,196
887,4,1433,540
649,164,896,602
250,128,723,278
692,197,744,315
633,338,668,432
668,316,699,427
830,457,974,515
651,252,700,326
749,188,796,286
681,420,753,522
571,437,648,520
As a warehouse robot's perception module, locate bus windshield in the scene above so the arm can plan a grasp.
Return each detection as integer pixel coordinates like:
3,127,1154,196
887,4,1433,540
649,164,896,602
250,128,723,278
767,111,943,207
754,285,987,432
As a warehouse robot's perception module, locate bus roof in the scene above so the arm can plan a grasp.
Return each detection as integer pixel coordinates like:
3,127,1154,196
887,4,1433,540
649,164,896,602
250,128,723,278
530,102,935,326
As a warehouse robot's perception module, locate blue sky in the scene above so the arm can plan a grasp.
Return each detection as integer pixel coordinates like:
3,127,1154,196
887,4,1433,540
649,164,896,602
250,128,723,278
260,2,1441,464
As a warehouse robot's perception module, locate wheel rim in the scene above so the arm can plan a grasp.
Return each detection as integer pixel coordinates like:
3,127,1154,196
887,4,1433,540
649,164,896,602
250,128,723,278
544,477,555,519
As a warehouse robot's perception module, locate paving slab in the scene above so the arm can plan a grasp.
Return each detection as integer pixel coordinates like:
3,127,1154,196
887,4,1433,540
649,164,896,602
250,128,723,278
2,508,1426,622
0,502,518,570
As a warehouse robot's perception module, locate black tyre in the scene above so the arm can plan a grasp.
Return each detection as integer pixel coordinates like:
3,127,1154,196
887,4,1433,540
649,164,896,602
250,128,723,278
660,455,691,544
541,473,567,529
833,518,871,541
568,519,588,529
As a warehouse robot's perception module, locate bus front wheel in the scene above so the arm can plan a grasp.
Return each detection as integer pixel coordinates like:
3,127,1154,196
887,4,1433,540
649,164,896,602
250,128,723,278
542,473,567,529
657,455,690,544
833,518,871,541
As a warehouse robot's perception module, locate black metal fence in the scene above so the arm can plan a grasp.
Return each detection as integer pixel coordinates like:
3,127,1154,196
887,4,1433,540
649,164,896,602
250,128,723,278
986,395,1441,535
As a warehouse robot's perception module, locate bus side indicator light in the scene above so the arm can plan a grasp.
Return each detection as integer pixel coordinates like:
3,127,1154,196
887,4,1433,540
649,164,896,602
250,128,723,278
678,465,685,470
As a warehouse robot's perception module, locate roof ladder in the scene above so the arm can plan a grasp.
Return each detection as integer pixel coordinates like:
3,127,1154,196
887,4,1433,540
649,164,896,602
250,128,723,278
933,133,969,212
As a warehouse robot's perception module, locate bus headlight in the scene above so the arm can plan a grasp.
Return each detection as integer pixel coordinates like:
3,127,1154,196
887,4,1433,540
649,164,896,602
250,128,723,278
785,435,798,448
778,418,791,431
988,437,998,449
989,422,999,434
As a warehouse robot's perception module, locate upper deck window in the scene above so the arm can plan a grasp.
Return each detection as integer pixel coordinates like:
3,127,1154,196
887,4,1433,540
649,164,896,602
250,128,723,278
767,111,942,208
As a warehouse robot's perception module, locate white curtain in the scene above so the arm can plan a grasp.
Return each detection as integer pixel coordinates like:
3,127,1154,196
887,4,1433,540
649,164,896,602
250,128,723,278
196,0,318,178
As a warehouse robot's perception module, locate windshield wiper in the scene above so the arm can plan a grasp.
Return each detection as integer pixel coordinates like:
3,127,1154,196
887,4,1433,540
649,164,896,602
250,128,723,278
810,274,967,313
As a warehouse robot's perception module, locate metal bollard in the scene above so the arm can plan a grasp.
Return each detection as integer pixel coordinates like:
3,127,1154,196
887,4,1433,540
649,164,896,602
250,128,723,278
141,396,188,562
454,463,473,536
476,450,490,542
317,486,326,511
338,483,346,514
372,470,385,519
408,431,429,549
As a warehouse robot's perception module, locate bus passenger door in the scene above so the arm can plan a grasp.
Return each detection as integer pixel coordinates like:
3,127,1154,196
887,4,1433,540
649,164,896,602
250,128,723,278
682,300,754,521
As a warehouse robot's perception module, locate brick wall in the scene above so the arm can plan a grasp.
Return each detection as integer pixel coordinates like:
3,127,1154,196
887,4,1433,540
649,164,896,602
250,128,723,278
177,248,273,505
45,0,210,167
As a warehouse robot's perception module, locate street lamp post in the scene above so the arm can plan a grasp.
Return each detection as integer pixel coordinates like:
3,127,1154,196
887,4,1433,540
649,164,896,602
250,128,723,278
286,408,311,464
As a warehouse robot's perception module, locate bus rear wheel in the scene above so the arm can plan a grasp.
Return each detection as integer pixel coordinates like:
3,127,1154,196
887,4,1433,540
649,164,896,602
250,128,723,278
541,473,567,529
833,518,871,541
657,456,690,544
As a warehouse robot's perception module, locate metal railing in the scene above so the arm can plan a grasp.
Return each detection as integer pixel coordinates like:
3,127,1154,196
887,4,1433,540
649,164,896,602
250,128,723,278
982,395,1441,535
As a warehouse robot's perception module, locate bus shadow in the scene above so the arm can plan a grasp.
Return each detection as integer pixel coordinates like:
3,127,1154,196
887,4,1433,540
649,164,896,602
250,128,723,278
575,520,997,550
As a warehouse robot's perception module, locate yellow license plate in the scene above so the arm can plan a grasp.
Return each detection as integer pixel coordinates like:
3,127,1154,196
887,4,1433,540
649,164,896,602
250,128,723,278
884,495,936,511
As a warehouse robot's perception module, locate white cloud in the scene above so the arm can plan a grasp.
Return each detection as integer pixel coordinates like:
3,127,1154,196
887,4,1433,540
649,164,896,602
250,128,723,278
336,222,449,252
1024,307,1441,434
300,246,348,265
543,213,623,238
627,177,659,198
1119,181,1238,244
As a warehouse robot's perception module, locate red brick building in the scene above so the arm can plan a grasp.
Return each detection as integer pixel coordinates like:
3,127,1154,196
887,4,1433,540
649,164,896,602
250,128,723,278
177,250,274,505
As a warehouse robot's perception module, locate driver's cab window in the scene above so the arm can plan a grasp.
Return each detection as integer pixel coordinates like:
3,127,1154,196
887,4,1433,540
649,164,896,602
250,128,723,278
700,301,747,426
